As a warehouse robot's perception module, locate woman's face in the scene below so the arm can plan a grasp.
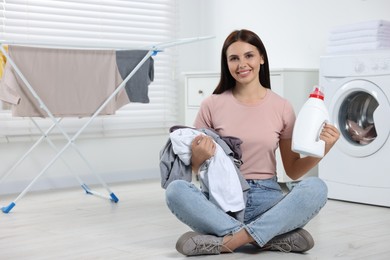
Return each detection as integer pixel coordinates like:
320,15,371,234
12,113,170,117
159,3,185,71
226,41,264,86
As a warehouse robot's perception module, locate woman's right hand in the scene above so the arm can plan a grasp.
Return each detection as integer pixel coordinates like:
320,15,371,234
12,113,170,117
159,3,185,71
191,135,216,173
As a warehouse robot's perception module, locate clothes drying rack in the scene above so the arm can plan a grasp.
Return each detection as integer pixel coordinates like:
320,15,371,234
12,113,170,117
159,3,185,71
0,36,213,213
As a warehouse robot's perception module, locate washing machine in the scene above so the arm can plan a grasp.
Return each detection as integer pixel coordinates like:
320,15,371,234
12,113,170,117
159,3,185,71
319,50,390,207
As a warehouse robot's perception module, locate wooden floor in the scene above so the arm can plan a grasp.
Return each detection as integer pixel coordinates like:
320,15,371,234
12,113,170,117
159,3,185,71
1,179,389,260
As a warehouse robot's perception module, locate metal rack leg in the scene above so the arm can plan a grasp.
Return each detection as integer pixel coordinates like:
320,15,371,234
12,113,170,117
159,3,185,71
0,48,155,213
0,120,60,184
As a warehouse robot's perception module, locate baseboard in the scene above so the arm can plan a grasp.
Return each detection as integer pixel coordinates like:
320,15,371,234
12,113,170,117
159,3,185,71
0,169,160,196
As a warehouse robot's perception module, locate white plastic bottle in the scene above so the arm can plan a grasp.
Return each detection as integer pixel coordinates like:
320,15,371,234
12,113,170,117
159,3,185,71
292,85,330,158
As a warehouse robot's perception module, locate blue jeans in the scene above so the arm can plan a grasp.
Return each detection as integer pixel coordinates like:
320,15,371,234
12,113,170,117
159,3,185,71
165,176,328,246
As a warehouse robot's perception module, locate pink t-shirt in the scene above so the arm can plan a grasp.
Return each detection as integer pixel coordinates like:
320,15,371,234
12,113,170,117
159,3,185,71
194,89,296,180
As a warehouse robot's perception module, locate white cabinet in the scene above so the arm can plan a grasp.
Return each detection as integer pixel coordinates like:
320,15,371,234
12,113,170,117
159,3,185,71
184,72,220,126
183,69,319,183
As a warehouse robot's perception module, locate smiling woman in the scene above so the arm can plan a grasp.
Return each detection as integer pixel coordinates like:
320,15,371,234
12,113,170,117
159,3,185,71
164,29,340,257
0,0,178,139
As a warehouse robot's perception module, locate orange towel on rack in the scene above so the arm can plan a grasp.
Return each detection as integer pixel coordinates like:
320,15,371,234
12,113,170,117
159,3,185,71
0,46,134,117
0,45,8,79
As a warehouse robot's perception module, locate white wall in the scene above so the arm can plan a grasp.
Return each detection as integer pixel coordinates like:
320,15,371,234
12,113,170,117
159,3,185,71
177,0,390,72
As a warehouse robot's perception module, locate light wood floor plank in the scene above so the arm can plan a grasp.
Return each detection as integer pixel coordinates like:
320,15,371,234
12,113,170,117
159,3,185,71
1,179,389,259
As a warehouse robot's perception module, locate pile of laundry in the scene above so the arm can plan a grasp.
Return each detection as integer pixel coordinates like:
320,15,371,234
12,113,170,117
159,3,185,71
326,19,390,54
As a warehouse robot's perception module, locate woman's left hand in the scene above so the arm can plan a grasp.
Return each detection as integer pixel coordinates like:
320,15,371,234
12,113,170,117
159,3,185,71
320,123,340,155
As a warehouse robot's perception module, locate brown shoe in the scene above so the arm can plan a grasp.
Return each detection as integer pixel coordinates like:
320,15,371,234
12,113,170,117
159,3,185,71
255,228,314,253
176,231,223,256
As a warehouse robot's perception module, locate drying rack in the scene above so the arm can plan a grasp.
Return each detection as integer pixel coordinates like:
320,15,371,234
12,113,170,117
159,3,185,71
0,36,213,213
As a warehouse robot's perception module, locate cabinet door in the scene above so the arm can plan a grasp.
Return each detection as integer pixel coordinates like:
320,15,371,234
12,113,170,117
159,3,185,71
187,77,218,107
185,73,219,126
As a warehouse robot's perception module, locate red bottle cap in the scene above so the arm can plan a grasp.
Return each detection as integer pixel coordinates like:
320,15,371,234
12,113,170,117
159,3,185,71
309,87,324,100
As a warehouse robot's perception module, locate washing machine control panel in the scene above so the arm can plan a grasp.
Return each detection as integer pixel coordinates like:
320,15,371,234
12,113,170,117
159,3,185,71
354,58,390,75
321,51,390,77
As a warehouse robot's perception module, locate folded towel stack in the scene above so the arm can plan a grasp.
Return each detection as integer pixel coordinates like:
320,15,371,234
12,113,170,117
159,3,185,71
327,20,390,54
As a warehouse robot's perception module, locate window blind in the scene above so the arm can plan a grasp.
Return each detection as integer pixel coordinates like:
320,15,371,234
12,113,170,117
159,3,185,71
0,0,178,140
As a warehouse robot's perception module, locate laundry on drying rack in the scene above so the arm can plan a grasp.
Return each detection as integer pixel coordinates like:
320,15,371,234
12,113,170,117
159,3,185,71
0,45,154,117
326,20,390,54
0,36,213,214
116,50,154,104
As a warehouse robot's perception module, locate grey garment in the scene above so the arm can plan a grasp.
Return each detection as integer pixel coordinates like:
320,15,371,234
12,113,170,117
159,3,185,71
159,137,193,189
115,50,154,103
221,135,243,164
159,126,250,222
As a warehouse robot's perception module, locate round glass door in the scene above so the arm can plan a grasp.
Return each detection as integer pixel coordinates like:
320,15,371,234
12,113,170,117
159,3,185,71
339,91,378,145
329,80,390,157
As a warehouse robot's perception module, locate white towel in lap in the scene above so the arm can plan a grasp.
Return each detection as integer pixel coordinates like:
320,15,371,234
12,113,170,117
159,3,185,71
204,144,245,212
169,128,201,165
169,128,245,213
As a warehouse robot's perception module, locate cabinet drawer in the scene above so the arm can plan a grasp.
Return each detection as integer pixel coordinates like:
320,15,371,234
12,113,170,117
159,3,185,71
186,77,219,107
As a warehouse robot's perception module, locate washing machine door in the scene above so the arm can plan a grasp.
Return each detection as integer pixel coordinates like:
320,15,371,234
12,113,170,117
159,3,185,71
329,79,390,157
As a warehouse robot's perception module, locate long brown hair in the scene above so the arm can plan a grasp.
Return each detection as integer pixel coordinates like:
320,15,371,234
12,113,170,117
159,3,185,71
213,29,271,94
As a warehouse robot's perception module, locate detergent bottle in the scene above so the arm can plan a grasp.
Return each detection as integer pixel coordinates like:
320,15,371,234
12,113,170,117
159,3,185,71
292,85,330,158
